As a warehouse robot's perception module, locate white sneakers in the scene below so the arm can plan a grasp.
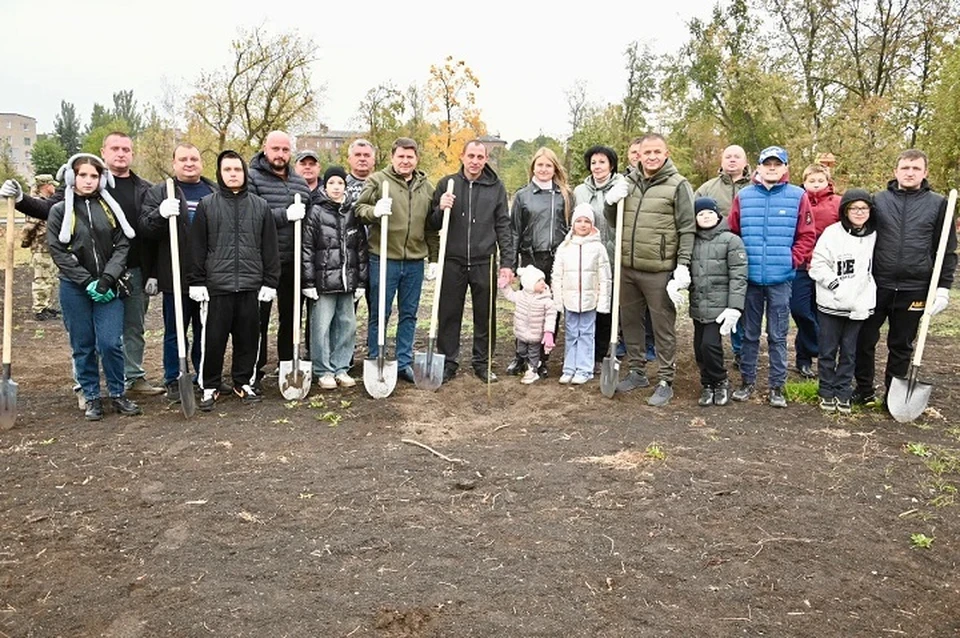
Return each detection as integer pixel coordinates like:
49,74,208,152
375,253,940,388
335,373,356,388
521,369,539,385
319,373,356,390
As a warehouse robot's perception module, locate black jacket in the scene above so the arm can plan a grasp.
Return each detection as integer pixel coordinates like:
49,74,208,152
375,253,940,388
140,177,217,293
46,194,129,288
187,153,280,295
247,151,312,265
872,179,958,291
429,165,515,269
302,190,368,293
511,181,569,264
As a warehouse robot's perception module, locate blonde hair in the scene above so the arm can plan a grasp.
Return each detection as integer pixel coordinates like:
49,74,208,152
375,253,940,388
802,163,831,181
528,147,571,223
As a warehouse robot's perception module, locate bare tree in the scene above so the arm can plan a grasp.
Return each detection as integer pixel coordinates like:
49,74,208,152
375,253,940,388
564,80,589,134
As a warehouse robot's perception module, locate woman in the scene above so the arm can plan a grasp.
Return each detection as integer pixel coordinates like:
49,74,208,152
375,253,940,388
507,147,571,377
573,145,624,369
47,154,141,421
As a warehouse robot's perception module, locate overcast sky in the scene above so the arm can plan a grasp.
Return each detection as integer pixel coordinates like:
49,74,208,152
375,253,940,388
1,0,713,145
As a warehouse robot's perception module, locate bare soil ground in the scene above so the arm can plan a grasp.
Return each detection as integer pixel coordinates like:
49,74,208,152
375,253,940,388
2,260,960,637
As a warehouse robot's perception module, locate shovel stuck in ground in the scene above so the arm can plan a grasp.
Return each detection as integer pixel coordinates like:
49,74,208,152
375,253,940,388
0,196,18,429
364,182,397,399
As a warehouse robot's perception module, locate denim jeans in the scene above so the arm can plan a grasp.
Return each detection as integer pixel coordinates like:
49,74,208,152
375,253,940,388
740,281,791,388
161,292,202,386
123,266,149,386
367,256,423,370
310,292,357,376
562,310,597,378
790,269,819,366
60,278,125,400
729,318,743,355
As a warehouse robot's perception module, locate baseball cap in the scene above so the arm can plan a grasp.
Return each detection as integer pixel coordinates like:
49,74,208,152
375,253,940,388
758,146,788,164
295,150,319,163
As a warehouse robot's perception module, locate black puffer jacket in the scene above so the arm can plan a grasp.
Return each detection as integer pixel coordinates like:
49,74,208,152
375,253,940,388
429,165,515,269
872,179,958,291
46,194,129,288
247,151,312,265
302,190,368,293
511,181,569,264
187,152,280,294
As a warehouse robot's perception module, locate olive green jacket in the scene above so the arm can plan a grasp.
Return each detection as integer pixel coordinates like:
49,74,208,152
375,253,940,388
356,166,440,261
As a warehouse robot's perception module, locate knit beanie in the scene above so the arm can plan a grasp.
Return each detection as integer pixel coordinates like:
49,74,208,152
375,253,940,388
694,197,721,228
572,203,595,225
519,265,546,292
323,165,348,188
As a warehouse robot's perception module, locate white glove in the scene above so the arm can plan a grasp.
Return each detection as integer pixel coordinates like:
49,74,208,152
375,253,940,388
716,308,741,336
354,287,365,302
672,264,691,290
258,286,277,302
425,262,438,281
159,198,180,219
374,197,393,217
188,286,209,302
666,279,684,308
144,278,159,296
930,288,950,316
1,179,23,203
286,200,306,222
604,180,629,205
302,287,319,300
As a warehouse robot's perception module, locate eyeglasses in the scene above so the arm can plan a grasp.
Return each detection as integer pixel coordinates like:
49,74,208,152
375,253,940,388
847,205,870,212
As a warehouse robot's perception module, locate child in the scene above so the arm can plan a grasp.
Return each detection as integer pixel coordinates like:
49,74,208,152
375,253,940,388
808,189,877,414
792,163,842,378
687,197,747,406
302,166,368,389
551,204,612,384
499,265,557,385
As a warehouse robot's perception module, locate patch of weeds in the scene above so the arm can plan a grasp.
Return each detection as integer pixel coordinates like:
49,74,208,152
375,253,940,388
271,418,290,425
340,400,352,408
924,448,960,476
284,400,301,409
785,379,819,404
945,425,960,444
32,329,45,340
644,443,665,461
309,397,326,409
905,442,932,458
910,532,934,549
317,411,342,427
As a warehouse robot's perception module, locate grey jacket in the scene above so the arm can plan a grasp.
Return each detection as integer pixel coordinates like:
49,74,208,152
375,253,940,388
688,222,747,323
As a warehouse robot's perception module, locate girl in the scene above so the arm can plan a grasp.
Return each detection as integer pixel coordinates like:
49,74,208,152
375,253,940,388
499,266,557,385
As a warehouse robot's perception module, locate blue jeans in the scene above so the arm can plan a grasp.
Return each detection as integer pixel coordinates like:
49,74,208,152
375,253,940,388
730,319,743,355
310,293,357,376
161,292,202,386
367,256,423,370
562,310,597,378
60,278,125,400
790,268,819,366
740,281,791,388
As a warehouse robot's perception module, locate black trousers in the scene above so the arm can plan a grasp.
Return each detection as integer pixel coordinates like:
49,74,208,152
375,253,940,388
694,321,727,387
200,291,260,391
436,259,496,373
855,287,926,394
818,311,861,401
258,261,296,375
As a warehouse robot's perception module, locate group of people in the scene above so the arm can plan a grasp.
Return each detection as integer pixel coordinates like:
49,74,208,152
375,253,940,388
0,129,956,421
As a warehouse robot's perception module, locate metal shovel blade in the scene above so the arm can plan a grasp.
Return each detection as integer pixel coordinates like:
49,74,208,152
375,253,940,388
413,342,445,391
599,345,620,398
364,357,397,399
279,359,312,400
0,376,17,430
887,372,932,423
177,362,196,418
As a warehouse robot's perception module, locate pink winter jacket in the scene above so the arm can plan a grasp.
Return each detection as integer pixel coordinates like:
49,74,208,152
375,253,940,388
501,285,558,343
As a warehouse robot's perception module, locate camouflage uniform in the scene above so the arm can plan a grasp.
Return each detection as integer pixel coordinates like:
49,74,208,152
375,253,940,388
22,175,60,317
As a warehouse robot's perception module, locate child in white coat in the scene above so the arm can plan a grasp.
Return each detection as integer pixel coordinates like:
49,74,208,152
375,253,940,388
551,204,612,384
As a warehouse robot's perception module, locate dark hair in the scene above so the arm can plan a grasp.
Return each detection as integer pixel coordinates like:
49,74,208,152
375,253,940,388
391,137,419,156
220,150,243,163
583,145,619,175
896,149,928,169
103,131,131,144
635,132,667,147
173,143,200,159
462,139,487,155
72,156,102,176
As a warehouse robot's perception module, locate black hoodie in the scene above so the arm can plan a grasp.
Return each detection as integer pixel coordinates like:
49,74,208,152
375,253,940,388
186,151,280,294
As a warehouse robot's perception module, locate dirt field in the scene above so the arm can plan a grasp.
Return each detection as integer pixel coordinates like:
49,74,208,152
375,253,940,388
2,260,959,637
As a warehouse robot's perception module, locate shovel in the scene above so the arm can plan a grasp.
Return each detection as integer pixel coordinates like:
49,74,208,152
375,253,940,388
280,193,312,400
414,180,455,390
166,179,196,417
364,182,397,398
887,188,957,423
600,198,626,398
0,196,18,429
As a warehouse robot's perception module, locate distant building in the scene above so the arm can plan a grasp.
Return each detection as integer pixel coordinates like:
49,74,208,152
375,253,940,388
0,112,37,178
295,129,365,157
478,134,507,170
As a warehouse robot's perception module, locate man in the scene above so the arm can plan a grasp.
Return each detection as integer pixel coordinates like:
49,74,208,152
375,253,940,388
20,175,61,320
355,137,439,383
294,150,321,195
187,150,280,411
247,131,312,389
346,138,376,202
429,140,515,383
140,143,215,401
727,146,816,408
604,133,696,406
854,149,958,406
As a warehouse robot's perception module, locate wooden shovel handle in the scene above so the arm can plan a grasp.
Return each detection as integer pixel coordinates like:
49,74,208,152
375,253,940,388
428,180,455,340
3,197,15,367
912,188,957,366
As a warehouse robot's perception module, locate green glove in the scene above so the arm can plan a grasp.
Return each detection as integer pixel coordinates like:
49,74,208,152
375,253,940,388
85,281,116,303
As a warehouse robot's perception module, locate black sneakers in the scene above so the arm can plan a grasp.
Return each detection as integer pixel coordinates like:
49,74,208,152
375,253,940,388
84,398,103,421
111,396,142,416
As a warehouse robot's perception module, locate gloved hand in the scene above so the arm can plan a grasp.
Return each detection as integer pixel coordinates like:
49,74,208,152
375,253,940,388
604,179,629,205
716,308,742,336
188,286,209,302
666,279,684,308
302,287,319,300
258,286,277,302
425,262,438,281
144,278,159,296
930,288,950,316
672,264,691,290
542,331,555,354
159,198,180,219
286,200,306,222
374,197,393,218
86,280,116,303
0,179,23,203
354,287,365,302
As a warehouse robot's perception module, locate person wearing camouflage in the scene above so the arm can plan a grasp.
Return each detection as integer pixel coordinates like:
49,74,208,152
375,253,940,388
21,175,61,320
